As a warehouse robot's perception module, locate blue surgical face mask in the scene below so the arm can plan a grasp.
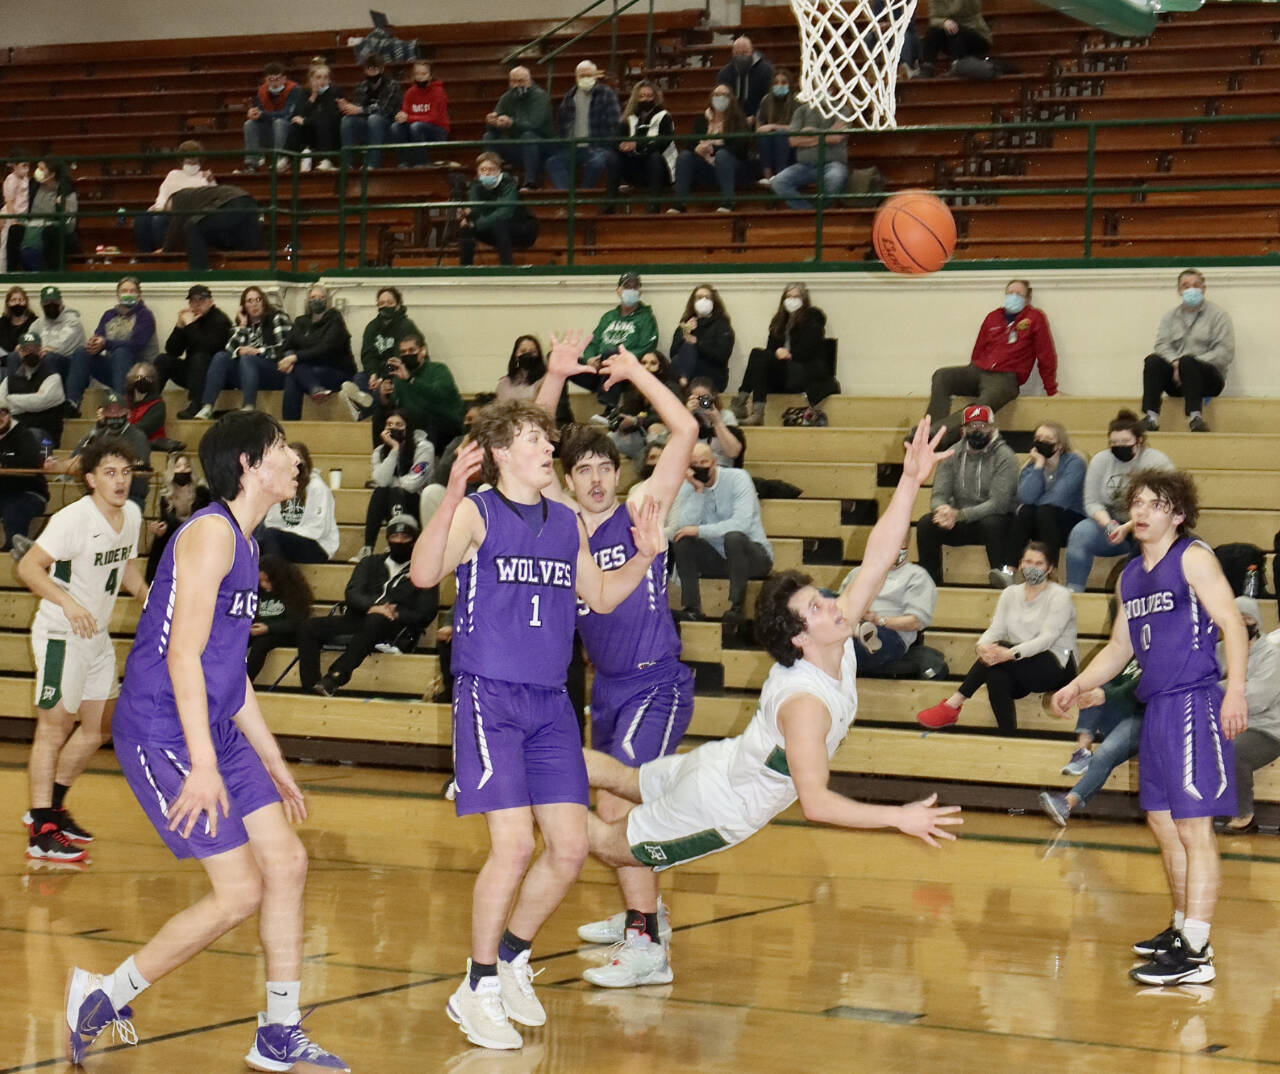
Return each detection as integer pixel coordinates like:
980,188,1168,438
620,288,640,307
772,84,789,98
478,172,501,189
711,94,730,112
1181,286,1204,309
1003,292,1027,316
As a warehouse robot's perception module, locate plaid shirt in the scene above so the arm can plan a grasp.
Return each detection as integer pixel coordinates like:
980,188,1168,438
227,309,293,364
556,84,621,140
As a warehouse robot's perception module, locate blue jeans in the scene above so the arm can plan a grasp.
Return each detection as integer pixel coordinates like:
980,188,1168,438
483,129,545,186
1065,518,1136,592
390,121,448,166
283,364,349,420
673,148,745,209
203,351,286,408
854,626,908,671
545,146,620,192
0,489,47,549
65,343,133,404
1071,715,1142,805
243,116,291,164
133,212,169,252
771,160,851,210
756,131,792,176
340,113,392,168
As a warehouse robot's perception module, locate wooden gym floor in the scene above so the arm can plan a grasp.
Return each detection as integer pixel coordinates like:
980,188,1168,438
4,742,1280,1073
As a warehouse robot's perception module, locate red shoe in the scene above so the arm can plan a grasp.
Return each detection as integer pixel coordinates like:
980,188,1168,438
916,701,960,729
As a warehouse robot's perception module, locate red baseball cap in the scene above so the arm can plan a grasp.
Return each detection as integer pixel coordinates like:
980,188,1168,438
962,404,994,425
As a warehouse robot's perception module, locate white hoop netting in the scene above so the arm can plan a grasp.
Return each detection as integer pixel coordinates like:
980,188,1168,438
789,0,918,128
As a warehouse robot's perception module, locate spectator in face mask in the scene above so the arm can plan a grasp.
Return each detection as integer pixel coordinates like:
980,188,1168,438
124,360,167,444
29,285,87,399
145,452,211,582
18,161,79,271
616,80,676,214
670,84,751,214
1139,268,1233,434
496,335,546,402
392,61,451,166
1063,408,1173,593
575,272,659,410
0,285,37,356
57,391,152,508
920,278,1058,450
839,546,938,673
670,283,735,391
0,330,66,446
371,332,464,454
67,277,157,412
259,441,339,563
914,404,1018,585
0,403,49,554
351,408,435,562
685,375,743,467
754,69,798,182
343,286,420,417
457,152,539,267
733,282,835,427
288,65,342,170
297,513,439,696
1219,596,1280,834
714,35,774,123
134,140,215,252
195,285,292,418
279,285,355,420
160,284,232,420
606,350,684,462
418,392,493,527
546,60,622,205
337,55,403,170
483,65,553,191
243,61,304,171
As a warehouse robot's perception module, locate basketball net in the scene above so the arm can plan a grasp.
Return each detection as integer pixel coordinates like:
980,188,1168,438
789,0,917,128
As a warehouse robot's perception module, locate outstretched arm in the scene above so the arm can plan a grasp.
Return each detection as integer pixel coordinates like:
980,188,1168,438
533,329,591,418
410,441,485,588
780,694,962,846
576,496,662,612
839,417,952,625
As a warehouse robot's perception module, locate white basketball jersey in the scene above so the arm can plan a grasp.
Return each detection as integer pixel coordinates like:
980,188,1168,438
718,638,859,831
32,496,141,637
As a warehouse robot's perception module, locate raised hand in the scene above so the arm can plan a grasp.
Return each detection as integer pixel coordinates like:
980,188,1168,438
895,792,963,847
448,440,484,499
598,345,641,391
627,494,666,558
546,329,591,379
902,416,953,486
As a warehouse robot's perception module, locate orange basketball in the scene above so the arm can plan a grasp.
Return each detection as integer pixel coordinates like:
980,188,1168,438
872,190,957,275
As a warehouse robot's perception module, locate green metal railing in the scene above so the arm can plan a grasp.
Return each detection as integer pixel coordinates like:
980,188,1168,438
4,109,1280,278
499,0,656,90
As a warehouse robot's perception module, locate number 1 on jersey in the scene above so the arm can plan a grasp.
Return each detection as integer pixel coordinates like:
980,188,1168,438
529,594,542,627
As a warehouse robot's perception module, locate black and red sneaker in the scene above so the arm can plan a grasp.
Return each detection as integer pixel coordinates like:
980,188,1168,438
26,823,89,863
21,808,93,844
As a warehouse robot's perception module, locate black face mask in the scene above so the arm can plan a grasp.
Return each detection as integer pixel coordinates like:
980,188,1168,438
1248,623,1261,641
400,352,419,370
42,302,61,319
20,351,39,367
307,298,327,315
414,80,429,89
104,415,128,433
965,431,990,450
387,427,406,442
132,379,154,396
172,472,193,487
8,304,27,318
1111,444,1136,463
1032,439,1057,458
639,463,656,479
690,465,712,484
386,541,413,564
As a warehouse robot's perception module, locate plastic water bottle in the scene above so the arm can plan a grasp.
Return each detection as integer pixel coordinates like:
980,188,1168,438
39,436,52,462
1245,565,1259,597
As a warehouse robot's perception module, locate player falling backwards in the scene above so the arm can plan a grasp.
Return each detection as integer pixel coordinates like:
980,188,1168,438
580,420,962,895
1054,469,1246,986
532,344,698,987
63,412,348,1072
20,437,146,864
411,331,664,1051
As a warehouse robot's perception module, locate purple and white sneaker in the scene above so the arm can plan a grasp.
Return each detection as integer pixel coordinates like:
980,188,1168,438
65,966,137,1064
245,1011,350,1072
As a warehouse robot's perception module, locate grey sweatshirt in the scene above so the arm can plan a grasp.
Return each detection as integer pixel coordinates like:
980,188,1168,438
1219,636,1280,741
838,561,937,648
979,581,1079,669
1152,299,1234,376
930,434,1018,521
1083,444,1174,520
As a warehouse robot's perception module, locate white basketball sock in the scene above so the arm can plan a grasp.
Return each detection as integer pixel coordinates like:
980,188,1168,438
105,955,149,1010
1172,910,1186,930
266,980,301,1025
1182,918,1211,952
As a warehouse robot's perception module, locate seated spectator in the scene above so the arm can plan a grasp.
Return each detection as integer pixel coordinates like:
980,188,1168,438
1064,409,1173,592
1220,596,1280,833
667,440,773,640
299,513,439,695
1,285,37,358
734,282,835,427
337,54,402,169
54,391,151,508
280,285,355,420
159,284,233,419
341,286,420,417
495,336,545,403
916,404,1017,585
546,60,622,206
839,545,938,673
686,376,743,467
0,404,49,554
458,152,539,267
145,452,211,582
29,285,86,391
196,286,292,419
769,103,849,211
990,420,1085,585
288,64,342,171
162,183,262,272
670,85,751,214
576,272,660,409
66,277,157,413
134,140,215,252
670,283,735,391
392,60,451,166
353,408,434,561
125,361,167,445
260,442,338,563
922,278,1058,449
246,554,314,682
754,69,798,183
617,81,675,214
2,156,31,272
18,161,79,271
419,392,493,526
243,61,304,171
1040,658,1143,826
920,0,993,77
0,331,66,447
918,540,1078,732
370,331,464,452
715,35,774,122
483,65,553,191
606,350,683,462
1139,268,1232,434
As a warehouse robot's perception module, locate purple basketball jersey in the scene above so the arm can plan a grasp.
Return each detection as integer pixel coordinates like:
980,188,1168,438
1120,537,1220,702
577,504,679,677
452,489,579,688
113,502,260,745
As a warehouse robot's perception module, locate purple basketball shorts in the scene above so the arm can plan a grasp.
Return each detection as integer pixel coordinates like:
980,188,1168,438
1138,684,1236,820
590,660,694,767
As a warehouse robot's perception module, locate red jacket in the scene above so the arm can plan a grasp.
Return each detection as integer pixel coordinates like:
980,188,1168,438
401,80,450,134
255,79,300,115
970,306,1058,394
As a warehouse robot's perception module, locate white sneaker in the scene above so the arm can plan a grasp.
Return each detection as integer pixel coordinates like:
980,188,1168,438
194,404,214,419
446,969,522,1050
496,949,545,1027
578,898,672,944
300,152,313,173
316,158,335,172
583,930,674,988
856,619,882,653
340,380,373,409
349,545,373,564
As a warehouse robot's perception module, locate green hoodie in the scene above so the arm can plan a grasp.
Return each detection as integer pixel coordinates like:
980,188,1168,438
583,302,659,362
392,357,464,437
359,307,420,377
493,84,554,139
